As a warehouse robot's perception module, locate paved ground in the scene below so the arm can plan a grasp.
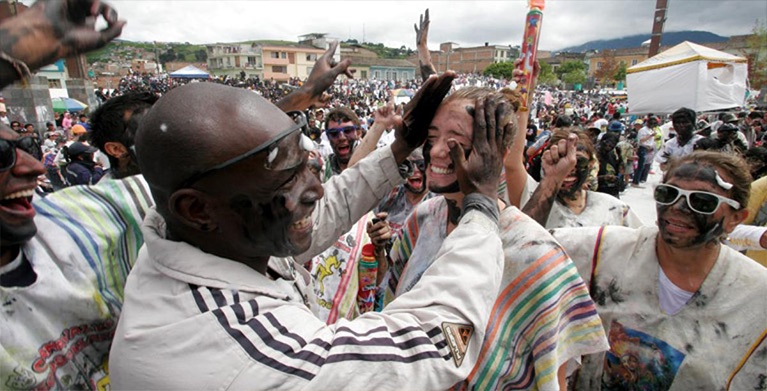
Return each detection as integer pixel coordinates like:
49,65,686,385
618,162,663,226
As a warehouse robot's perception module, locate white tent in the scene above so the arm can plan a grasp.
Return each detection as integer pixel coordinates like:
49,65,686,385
626,41,748,114
170,65,209,79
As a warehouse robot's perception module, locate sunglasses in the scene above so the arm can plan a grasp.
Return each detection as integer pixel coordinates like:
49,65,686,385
409,159,425,172
654,183,740,215
0,136,43,171
326,126,358,139
177,111,313,189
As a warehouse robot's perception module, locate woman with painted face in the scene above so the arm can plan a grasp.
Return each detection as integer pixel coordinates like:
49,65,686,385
547,151,767,390
520,128,642,229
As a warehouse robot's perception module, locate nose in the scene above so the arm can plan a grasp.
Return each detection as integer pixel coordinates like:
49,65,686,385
13,148,45,178
430,139,450,161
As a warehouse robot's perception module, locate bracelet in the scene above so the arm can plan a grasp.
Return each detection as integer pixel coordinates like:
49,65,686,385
0,50,32,85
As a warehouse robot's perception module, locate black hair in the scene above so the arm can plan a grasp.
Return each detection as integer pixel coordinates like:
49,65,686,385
89,92,158,168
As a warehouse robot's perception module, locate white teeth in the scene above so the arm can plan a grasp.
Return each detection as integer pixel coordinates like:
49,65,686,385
292,216,311,230
431,166,454,175
3,189,34,200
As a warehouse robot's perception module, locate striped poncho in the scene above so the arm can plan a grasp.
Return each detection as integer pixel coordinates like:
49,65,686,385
382,198,608,390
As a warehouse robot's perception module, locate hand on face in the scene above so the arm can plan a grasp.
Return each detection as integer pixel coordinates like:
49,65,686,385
399,71,456,149
448,96,514,199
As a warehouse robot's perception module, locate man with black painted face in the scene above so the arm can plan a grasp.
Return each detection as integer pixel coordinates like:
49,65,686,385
656,107,704,171
110,74,512,390
521,128,642,229
547,151,767,390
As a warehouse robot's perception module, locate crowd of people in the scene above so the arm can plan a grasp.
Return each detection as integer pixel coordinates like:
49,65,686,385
2,1,767,391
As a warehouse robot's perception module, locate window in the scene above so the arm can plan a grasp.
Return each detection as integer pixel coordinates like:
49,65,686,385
360,70,367,79
631,59,638,66
306,53,317,61
271,52,279,59
374,71,381,79
48,79,62,88
597,62,603,70
385,71,391,80
280,52,287,59
248,56,257,65
272,65,287,73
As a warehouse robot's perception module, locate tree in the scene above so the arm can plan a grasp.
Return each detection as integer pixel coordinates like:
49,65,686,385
194,49,208,62
614,62,627,82
554,60,585,80
158,48,176,64
745,20,767,89
538,61,558,85
594,50,619,86
562,69,587,85
483,62,515,79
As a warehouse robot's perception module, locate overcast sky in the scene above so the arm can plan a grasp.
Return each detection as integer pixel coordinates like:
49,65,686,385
30,0,767,51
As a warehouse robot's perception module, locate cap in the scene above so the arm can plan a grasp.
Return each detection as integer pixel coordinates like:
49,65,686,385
697,120,710,130
633,119,644,126
608,121,624,132
721,113,738,124
71,124,87,135
68,141,97,156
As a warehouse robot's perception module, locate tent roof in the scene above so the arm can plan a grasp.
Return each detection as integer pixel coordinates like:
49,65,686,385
170,65,209,78
627,41,746,74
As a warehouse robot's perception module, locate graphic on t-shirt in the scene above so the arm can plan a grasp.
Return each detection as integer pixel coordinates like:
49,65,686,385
602,320,686,390
6,320,115,390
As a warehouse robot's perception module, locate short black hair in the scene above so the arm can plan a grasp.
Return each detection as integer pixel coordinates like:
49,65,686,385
89,92,158,167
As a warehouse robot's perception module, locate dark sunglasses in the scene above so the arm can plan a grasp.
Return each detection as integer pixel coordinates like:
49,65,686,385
326,126,358,139
654,183,740,215
0,136,42,171
177,111,312,189
409,159,425,172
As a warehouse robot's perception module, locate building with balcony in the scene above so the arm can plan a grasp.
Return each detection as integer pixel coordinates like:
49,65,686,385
206,43,263,79
262,44,326,82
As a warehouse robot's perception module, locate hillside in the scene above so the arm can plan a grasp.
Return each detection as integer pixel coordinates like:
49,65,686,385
558,30,728,52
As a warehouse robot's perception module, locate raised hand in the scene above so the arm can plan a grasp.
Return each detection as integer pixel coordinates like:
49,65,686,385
414,8,436,79
541,134,578,184
448,96,514,198
302,41,353,107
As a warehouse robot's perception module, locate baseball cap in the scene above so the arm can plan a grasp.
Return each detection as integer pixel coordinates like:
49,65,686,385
608,121,624,132
633,119,644,126
721,113,738,124
71,124,87,135
68,141,97,156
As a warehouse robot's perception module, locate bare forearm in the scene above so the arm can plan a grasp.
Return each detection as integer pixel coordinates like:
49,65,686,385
275,89,312,112
504,112,529,207
521,178,560,227
349,123,387,167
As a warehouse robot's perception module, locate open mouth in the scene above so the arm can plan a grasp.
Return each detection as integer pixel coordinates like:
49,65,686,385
337,145,351,156
407,177,423,188
0,189,36,220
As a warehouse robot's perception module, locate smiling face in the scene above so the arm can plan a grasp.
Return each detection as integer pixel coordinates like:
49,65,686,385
326,119,358,164
424,99,473,194
656,163,745,248
0,128,46,248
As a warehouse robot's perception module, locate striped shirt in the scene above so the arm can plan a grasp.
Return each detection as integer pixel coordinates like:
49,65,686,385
1,176,152,390
383,199,608,390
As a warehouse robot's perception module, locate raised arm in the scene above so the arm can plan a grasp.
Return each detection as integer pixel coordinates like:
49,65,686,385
521,134,577,226
0,0,125,89
504,59,539,207
414,9,437,80
348,94,399,167
276,41,353,112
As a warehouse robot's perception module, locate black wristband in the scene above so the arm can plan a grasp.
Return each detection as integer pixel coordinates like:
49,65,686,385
461,193,500,224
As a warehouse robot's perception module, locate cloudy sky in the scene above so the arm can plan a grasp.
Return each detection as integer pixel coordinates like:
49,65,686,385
30,0,767,51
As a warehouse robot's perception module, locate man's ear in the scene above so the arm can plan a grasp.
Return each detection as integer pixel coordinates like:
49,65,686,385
104,141,129,159
168,189,218,232
725,208,749,233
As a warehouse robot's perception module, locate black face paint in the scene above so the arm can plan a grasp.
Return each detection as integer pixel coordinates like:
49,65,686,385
658,163,730,246
558,156,589,200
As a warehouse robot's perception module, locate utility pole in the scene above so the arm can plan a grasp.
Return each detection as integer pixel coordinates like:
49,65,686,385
648,0,668,58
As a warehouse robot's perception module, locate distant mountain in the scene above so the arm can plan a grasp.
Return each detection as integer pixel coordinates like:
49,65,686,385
558,31,728,53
